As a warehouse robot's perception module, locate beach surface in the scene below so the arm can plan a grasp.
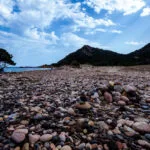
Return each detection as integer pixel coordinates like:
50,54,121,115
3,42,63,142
0,65,150,150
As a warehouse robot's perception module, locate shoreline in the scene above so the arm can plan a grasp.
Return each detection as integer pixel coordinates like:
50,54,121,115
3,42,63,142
0,66,150,150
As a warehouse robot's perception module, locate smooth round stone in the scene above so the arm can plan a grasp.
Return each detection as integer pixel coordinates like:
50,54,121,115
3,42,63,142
124,85,136,93
21,120,29,125
120,96,129,102
91,144,98,149
78,143,85,149
109,81,114,87
132,122,150,133
11,132,25,143
98,121,109,130
88,121,94,127
141,105,149,110
40,134,52,142
14,146,21,150
44,142,50,149
68,108,76,115
123,126,136,137
61,145,72,150
137,140,150,148
50,143,56,149
104,92,112,103
29,134,40,144
59,133,66,142
76,102,91,110
86,143,92,150
118,101,126,106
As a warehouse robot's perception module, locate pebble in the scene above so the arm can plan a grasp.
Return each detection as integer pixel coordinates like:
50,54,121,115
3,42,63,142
29,134,40,144
76,102,91,110
78,143,85,149
118,100,126,106
22,143,29,150
68,108,76,115
59,132,66,142
14,147,21,150
137,140,150,148
120,96,129,102
11,132,26,143
86,143,92,150
132,122,150,133
0,66,150,149
104,92,113,103
124,85,136,93
40,134,53,142
61,145,72,150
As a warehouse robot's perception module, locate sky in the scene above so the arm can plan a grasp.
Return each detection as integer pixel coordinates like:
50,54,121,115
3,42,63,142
0,0,150,66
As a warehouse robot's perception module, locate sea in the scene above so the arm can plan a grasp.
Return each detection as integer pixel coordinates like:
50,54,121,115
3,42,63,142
3,67,51,73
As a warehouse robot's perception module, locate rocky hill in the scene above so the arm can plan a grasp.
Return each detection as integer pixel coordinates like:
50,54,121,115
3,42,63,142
52,43,150,66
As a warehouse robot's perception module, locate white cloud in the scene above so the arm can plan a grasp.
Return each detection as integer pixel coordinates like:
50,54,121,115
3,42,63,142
84,0,145,15
60,32,104,49
111,30,122,34
125,41,145,46
0,0,115,44
141,7,150,16
85,28,122,35
0,0,14,18
25,28,59,44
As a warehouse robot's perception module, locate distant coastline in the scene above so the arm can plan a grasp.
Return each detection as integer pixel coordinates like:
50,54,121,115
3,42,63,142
3,67,51,73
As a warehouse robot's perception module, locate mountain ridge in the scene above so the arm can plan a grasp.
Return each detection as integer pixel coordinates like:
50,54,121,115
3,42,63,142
50,43,150,67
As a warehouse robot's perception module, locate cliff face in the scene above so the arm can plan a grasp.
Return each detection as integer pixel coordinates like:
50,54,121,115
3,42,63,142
52,43,150,66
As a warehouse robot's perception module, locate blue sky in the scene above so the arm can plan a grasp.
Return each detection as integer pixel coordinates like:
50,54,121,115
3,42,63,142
0,0,150,66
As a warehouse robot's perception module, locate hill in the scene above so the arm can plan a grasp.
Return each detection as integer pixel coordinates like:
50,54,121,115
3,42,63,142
51,43,150,66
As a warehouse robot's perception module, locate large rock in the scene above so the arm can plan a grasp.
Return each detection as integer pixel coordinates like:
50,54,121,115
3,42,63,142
104,92,113,103
132,122,150,133
11,129,28,143
11,132,26,143
76,102,91,110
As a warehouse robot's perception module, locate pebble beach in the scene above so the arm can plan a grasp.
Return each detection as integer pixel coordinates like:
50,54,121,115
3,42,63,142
0,65,150,150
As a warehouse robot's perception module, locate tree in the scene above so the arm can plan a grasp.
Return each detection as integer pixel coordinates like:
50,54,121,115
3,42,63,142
0,48,16,72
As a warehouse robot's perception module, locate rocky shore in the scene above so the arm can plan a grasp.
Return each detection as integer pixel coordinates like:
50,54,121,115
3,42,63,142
0,66,150,150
